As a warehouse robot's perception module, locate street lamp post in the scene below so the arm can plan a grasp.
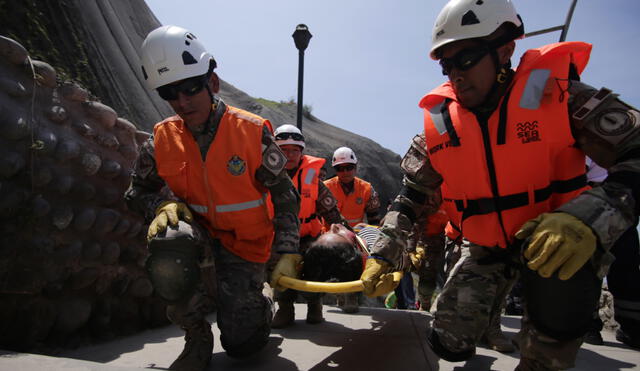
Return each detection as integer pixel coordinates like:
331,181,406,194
292,24,312,131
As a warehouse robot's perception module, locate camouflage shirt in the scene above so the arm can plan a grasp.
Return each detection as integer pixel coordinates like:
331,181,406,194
372,80,640,266
124,97,300,253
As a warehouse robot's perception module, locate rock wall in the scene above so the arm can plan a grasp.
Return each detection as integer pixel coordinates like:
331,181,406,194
0,36,167,352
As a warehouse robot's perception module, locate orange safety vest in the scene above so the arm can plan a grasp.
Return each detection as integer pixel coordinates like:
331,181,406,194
153,105,274,263
324,176,372,227
294,155,326,238
444,221,461,242
420,42,592,249
424,204,449,237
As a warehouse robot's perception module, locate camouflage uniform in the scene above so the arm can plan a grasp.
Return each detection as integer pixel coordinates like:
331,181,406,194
125,97,300,358
371,79,640,369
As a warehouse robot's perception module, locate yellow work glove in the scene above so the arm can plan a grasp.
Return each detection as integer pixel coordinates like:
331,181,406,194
147,201,194,241
270,253,303,291
409,245,425,270
360,258,401,297
515,212,597,280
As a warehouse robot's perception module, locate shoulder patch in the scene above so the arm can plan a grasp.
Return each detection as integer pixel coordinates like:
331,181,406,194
262,141,287,176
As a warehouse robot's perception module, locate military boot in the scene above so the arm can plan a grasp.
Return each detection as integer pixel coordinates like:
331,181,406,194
169,321,213,371
481,313,515,353
339,293,360,314
271,300,295,328
306,300,324,324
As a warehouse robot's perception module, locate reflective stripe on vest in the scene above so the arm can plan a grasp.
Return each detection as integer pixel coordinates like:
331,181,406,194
305,168,316,185
519,69,551,110
189,204,208,214
215,195,265,213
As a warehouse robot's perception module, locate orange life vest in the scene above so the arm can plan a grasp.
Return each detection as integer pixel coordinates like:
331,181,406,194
420,42,592,249
324,176,372,227
294,155,326,238
424,204,449,237
444,221,461,242
153,105,274,263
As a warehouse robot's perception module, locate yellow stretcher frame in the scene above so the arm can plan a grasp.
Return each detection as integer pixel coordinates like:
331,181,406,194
278,271,404,294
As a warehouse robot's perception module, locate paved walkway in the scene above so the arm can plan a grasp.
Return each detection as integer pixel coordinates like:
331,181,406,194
1,304,638,370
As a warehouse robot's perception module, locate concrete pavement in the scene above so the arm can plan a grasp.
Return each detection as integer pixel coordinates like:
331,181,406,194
1,304,638,370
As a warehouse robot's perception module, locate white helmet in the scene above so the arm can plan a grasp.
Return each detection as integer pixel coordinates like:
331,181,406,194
274,124,305,149
140,25,215,89
430,0,524,59
332,147,357,167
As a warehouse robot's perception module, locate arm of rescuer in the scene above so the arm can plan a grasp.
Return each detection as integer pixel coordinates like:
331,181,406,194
515,80,640,280
124,136,183,223
361,133,444,296
256,126,303,290
365,185,382,226
315,180,350,228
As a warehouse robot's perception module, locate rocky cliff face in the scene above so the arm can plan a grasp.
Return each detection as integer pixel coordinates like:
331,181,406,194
0,0,402,352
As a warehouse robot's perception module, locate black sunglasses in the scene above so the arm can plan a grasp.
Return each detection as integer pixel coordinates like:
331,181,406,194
439,46,491,76
156,75,208,101
334,164,355,172
275,132,305,142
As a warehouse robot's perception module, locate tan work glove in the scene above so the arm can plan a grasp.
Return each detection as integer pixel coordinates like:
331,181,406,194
360,258,401,297
515,212,597,280
409,245,425,270
270,253,303,291
147,201,194,241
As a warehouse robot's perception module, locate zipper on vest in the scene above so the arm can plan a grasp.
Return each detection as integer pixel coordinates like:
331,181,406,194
477,117,510,245
202,164,215,221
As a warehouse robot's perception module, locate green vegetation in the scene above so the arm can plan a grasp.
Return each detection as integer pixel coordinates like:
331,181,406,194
1,1,100,96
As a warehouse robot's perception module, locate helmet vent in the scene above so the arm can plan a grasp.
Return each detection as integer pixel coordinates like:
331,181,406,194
141,66,148,80
461,10,480,26
181,51,197,65
476,0,484,5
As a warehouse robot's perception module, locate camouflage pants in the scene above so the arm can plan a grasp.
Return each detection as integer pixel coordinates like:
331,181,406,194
416,233,446,308
432,239,601,369
166,222,274,358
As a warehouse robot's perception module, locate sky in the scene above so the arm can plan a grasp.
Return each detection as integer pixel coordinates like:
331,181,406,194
145,0,640,156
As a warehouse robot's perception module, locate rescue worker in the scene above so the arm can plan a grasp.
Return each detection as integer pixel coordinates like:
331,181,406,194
270,124,348,328
325,146,382,312
360,1,640,369
125,25,301,371
325,147,381,228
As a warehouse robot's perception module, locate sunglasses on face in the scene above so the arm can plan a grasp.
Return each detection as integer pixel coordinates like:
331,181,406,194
439,46,491,76
334,164,355,172
275,132,305,142
156,76,208,101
